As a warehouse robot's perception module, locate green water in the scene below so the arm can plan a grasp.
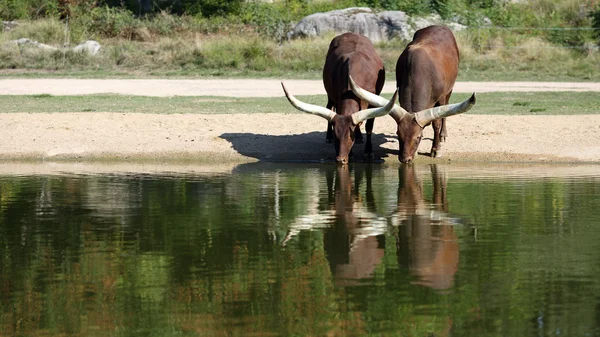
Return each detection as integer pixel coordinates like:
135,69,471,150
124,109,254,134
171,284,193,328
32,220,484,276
1,163,599,337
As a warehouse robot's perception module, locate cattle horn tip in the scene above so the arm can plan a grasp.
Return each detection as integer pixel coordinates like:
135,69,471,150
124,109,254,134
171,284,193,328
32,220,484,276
390,88,399,105
348,75,357,88
470,93,476,104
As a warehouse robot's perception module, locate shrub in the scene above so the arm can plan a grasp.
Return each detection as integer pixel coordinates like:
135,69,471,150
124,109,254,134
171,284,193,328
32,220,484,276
592,6,600,45
0,0,60,20
79,6,138,39
241,2,292,43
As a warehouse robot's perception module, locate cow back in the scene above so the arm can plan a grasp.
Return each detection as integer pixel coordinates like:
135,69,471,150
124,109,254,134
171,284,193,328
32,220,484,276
323,33,385,114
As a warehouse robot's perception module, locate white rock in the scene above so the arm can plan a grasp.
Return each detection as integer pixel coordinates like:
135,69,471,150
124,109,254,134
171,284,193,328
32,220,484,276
73,40,101,55
12,38,58,51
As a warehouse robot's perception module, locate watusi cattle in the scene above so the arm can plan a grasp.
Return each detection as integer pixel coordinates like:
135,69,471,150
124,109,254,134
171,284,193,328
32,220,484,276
349,25,476,163
282,32,395,164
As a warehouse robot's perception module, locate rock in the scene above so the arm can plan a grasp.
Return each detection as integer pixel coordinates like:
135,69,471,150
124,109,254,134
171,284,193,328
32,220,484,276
287,7,467,42
12,38,58,51
2,21,18,31
73,40,101,56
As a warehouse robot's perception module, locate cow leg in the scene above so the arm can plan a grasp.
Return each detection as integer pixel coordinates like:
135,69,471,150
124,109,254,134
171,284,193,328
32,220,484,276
364,118,374,160
431,92,451,157
440,91,452,142
354,125,363,144
326,101,334,143
326,122,334,143
440,117,447,143
431,119,443,158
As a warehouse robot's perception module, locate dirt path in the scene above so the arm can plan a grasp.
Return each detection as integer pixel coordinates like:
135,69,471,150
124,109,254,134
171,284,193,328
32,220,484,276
0,79,599,166
0,79,599,97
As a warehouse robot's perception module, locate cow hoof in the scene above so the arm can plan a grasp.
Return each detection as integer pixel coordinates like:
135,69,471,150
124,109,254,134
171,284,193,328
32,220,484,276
364,153,375,162
431,149,443,158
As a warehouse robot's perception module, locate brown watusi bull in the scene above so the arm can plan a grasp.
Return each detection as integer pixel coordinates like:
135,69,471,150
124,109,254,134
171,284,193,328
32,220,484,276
282,32,396,164
349,25,476,163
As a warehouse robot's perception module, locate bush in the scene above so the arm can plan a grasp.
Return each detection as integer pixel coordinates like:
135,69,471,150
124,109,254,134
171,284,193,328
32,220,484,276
241,2,292,43
77,6,138,39
592,6,600,45
0,0,60,20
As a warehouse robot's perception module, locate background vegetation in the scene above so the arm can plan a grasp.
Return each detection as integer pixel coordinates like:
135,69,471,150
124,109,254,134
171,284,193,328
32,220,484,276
0,0,598,80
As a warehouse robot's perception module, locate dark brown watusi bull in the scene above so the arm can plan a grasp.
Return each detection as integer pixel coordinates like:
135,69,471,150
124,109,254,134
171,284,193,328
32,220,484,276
282,33,397,164
349,25,476,163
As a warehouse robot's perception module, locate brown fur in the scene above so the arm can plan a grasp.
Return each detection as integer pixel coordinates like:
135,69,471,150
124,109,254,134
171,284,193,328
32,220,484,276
322,33,386,164
394,25,459,163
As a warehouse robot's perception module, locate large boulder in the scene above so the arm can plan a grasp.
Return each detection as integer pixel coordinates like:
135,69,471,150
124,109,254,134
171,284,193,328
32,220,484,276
287,7,466,42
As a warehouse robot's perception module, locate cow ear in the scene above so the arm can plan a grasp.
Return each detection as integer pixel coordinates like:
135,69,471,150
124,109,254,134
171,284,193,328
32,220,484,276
415,93,476,126
281,82,336,121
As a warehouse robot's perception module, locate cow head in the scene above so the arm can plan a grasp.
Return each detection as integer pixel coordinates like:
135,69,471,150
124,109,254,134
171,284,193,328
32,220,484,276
281,82,398,164
349,76,476,163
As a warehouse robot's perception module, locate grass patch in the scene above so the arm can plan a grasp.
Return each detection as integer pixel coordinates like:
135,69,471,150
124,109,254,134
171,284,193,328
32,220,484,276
0,92,598,115
530,108,548,113
31,93,53,98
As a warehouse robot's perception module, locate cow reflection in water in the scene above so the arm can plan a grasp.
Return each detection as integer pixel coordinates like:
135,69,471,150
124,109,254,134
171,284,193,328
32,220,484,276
395,164,459,291
285,164,459,290
323,165,386,284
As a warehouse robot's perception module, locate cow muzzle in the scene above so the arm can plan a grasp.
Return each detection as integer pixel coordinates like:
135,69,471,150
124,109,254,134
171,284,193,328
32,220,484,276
336,156,349,165
399,156,413,164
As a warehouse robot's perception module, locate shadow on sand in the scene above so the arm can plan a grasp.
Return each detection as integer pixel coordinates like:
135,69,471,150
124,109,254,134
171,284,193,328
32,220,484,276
220,131,398,163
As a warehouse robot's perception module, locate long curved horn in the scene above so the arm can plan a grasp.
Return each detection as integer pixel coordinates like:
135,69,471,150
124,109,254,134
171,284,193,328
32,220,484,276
414,93,476,127
352,89,399,124
281,82,336,121
349,75,409,122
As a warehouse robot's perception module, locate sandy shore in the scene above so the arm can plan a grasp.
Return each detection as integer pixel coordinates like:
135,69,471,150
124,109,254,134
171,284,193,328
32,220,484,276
0,79,599,169
2,112,600,164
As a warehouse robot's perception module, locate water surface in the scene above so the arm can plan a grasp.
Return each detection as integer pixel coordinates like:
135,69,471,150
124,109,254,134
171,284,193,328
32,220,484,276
1,162,599,337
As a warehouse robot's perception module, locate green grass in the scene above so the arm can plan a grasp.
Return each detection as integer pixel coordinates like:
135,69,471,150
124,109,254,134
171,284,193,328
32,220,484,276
1,92,598,115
